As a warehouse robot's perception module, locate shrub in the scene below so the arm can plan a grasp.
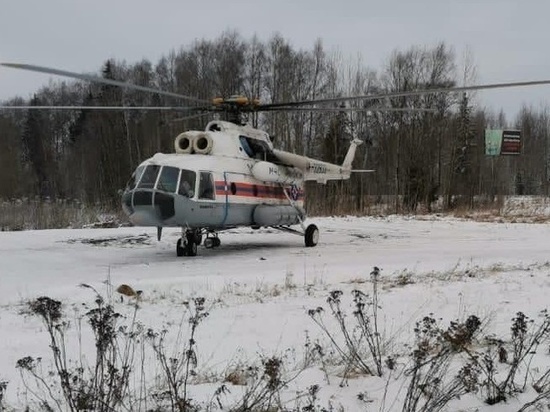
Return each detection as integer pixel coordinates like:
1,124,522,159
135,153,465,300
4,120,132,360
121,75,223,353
308,267,384,379
18,291,142,411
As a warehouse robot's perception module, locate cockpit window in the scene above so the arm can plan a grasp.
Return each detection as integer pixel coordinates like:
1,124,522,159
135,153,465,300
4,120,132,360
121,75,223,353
239,135,279,162
239,136,254,157
198,172,215,200
178,169,196,198
126,166,145,190
156,166,179,193
137,165,160,189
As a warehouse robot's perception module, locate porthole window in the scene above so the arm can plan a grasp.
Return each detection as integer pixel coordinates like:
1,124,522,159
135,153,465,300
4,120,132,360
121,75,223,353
230,182,237,195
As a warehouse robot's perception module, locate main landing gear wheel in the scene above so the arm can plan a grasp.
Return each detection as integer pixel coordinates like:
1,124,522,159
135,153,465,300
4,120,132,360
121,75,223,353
204,236,221,249
305,224,319,247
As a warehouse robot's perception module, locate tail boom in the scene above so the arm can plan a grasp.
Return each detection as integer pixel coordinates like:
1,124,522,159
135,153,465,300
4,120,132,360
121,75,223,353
272,138,364,184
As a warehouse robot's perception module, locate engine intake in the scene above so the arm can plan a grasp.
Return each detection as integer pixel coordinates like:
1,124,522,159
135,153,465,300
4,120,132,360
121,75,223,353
174,132,195,154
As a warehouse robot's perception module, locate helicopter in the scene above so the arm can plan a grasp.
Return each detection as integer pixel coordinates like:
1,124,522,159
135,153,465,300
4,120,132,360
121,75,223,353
122,114,364,256
3,62,550,257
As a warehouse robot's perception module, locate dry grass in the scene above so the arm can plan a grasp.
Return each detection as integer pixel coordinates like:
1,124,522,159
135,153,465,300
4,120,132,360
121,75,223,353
351,195,550,224
450,196,550,223
307,193,550,220
2,195,548,232
0,198,127,230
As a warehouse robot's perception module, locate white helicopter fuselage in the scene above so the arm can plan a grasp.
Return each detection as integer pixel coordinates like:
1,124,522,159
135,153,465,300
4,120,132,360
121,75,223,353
121,120,362,233
124,152,305,230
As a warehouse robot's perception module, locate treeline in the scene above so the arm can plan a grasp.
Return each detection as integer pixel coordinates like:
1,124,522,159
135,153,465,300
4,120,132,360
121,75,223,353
1,31,549,214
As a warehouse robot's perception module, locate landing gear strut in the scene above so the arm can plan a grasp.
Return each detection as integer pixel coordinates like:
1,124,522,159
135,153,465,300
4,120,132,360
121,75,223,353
271,223,319,247
279,183,318,247
176,228,201,257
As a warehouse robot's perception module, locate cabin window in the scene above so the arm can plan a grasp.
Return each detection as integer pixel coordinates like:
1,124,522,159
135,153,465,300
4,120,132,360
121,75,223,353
198,172,215,200
137,165,160,189
230,182,237,195
156,166,180,193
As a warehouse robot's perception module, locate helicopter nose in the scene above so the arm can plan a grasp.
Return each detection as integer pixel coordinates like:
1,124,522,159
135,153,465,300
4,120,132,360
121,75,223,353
129,209,163,226
122,189,175,226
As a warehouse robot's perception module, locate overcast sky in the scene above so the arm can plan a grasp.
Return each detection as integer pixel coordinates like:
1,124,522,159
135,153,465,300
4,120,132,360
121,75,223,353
1,0,550,120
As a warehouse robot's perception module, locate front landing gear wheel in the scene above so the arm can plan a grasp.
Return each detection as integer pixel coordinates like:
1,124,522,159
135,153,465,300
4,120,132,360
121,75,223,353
177,231,199,257
184,240,197,256
194,233,203,245
176,238,184,256
184,232,198,256
305,224,319,247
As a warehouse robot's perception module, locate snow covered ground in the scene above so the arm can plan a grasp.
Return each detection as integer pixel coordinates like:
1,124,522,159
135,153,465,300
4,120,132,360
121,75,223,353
1,215,550,410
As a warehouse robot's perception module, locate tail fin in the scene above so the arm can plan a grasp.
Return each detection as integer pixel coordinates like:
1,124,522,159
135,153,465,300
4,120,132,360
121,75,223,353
342,138,364,170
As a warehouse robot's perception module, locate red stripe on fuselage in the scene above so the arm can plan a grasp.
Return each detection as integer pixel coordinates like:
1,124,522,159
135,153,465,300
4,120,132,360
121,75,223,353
214,181,303,200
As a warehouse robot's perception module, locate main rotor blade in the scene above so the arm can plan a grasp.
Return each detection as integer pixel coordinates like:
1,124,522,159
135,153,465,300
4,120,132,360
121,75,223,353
171,111,213,123
1,62,211,105
260,79,550,109
262,106,437,113
0,105,204,111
